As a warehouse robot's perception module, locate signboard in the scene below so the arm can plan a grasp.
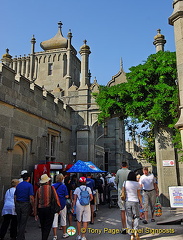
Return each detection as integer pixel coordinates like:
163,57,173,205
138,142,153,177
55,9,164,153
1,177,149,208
162,160,175,166
169,186,183,208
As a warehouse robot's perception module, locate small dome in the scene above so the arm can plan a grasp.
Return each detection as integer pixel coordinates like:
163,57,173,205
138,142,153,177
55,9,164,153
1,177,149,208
2,48,12,59
79,40,91,54
154,29,165,40
40,22,68,50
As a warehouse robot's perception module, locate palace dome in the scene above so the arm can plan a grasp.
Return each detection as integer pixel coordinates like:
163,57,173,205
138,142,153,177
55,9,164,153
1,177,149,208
40,22,68,50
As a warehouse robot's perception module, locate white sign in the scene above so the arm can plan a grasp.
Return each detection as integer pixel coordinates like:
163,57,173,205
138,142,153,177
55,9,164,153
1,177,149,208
169,186,183,208
162,160,175,166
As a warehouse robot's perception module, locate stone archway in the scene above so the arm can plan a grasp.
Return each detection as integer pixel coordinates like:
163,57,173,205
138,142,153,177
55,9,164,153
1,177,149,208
91,121,105,168
12,141,27,178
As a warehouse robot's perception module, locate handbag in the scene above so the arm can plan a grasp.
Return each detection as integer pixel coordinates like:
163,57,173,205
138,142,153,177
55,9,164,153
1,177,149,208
120,181,126,201
50,186,61,214
154,197,162,217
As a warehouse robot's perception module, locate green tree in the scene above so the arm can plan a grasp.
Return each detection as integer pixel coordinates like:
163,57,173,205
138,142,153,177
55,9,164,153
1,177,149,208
94,51,179,164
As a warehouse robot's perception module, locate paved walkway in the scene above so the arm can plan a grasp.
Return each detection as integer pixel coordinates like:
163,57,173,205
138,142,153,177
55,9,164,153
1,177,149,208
2,205,183,240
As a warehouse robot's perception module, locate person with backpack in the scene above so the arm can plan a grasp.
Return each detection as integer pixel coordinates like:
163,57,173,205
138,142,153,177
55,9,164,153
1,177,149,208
73,177,93,240
52,174,69,240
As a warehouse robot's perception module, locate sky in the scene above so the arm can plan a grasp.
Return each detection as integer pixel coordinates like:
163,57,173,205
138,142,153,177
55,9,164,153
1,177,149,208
0,0,176,86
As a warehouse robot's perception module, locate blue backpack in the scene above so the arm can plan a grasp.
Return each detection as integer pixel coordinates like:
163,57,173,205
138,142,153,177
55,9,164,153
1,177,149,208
79,186,90,206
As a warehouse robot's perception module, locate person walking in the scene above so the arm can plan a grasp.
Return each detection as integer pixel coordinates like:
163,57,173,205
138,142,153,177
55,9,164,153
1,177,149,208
34,174,60,240
64,176,73,227
73,177,93,240
52,174,69,240
19,170,28,183
86,173,95,224
123,171,142,240
139,167,159,224
0,179,19,240
14,172,34,240
115,162,131,234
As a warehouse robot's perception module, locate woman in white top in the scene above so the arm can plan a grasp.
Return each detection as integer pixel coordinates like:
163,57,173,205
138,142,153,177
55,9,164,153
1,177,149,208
0,179,19,240
122,172,142,240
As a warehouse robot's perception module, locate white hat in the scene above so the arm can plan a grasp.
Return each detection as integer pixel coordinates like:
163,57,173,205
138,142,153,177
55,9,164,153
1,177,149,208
106,173,112,178
39,174,51,184
20,170,28,176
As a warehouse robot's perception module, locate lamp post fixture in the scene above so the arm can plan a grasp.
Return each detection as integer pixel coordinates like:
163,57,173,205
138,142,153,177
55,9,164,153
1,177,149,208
73,151,76,163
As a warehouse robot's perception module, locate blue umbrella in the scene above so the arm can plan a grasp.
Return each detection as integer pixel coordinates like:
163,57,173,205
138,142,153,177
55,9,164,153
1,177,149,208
66,160,105,173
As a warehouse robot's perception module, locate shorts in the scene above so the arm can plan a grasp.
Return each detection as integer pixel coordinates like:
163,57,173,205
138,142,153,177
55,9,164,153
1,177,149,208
76,201,91,222
118,189,125,211
143,190,156,212
52,206,67,227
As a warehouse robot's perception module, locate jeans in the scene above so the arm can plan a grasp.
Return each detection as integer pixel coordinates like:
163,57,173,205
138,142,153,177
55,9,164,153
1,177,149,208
125,201,140,235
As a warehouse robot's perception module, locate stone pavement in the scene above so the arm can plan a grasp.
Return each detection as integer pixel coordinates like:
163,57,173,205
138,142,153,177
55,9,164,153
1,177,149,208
3,205,183,240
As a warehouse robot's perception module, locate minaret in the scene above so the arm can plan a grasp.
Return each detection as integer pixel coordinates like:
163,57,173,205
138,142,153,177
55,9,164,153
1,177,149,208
169,0,183,145
153,29,166,52
79,40,91,87
30,35,36,80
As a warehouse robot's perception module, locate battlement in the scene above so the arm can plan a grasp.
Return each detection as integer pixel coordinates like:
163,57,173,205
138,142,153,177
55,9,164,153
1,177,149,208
0,63,72,129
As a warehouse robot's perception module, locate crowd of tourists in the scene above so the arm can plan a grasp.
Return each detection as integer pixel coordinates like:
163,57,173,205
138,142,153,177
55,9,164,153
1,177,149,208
0,163,159,240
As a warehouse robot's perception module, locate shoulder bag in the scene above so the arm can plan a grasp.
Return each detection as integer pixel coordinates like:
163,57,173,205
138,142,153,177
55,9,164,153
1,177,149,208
50,186,61,214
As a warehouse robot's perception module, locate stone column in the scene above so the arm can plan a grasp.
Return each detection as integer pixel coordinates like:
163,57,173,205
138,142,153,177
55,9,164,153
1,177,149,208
17,56,22,75
154,126,178,206
12,56,17,72
25,56,30,78
76,126,90,162
169,0,183,146
21,56,26,76
153,28,178,206
65,30,72,95
30,35,36,80
79,40,91,87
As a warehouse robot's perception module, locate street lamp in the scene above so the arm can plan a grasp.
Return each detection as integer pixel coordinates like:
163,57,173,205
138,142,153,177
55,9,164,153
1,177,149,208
73,151,76,163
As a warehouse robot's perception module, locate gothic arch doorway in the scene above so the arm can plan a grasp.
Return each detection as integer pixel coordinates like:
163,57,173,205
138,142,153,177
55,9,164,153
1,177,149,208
12,141,28,178
92,122,105,168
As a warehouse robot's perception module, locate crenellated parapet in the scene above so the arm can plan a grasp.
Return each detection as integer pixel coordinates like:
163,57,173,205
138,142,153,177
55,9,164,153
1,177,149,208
0,63,72,129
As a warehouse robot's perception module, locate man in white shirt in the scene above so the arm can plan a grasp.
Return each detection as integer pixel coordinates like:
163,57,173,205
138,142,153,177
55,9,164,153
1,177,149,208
139,167,159,224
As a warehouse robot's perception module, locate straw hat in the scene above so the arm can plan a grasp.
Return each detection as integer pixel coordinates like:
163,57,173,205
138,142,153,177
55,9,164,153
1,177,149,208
40,174,51,184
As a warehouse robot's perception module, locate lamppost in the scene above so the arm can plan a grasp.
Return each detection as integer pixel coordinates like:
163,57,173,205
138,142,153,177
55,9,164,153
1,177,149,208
73,151,76,163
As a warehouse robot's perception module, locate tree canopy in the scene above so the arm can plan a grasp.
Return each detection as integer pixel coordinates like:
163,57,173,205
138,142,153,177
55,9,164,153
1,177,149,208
95,51,178,127
94,51,179,163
